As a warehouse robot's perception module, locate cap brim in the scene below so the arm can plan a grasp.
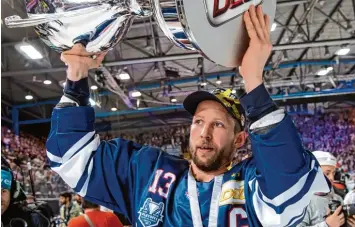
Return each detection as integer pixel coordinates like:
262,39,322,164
183,91,229,117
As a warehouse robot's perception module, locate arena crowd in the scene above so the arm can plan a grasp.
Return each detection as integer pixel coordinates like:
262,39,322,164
1,108,355,226
2,108,355,198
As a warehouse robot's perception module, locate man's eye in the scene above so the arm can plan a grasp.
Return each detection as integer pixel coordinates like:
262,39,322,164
215,122,224,127
194,119,203,124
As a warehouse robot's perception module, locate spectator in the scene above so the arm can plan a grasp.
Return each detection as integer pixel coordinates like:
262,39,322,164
74,194,83,206
292,109,355,172
68,199,123,227
297,151,348,227
344,189,355,227
1,158,48,227
59,192,81,225
1,108,355,200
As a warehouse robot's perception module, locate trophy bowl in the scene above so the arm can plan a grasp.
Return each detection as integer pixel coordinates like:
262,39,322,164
152,0,276,67
5,0,153,53
5,0,276,67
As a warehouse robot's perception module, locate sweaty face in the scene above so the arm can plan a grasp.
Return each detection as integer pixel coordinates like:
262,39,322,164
1,189,11,215
321,165,336,183
189,100,238,172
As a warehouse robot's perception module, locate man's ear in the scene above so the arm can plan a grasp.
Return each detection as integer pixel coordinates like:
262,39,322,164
234,131,247,149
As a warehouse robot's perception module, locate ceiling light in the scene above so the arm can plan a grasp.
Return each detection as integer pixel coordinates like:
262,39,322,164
199,75,207,89
90,85,98,90
317,69,328,76
170,97,177,103
216,76,222,85
25,95,33,100
231,89,236,94
317,67,333,76
335,47,350,56
89,98,96,106
111,107,117,111
43,80,52,85
118,72,130,80
271,23,277,32
131,90,141,98
19,44,43,59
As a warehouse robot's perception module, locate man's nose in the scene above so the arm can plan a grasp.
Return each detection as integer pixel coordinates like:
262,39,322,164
200,124,212,140
328,175,334,182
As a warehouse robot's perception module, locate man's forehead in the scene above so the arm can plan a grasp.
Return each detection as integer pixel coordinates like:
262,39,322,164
322,165,336,171
194,100,229,118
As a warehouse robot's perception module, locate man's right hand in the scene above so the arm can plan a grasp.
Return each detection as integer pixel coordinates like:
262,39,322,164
326,206,345,227
61,44,107,81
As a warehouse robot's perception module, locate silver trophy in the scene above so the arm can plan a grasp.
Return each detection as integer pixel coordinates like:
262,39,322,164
5,0,276,67
5,0,153,53
153,0,276,67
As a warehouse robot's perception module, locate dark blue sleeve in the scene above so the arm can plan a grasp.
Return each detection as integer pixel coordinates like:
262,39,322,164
63,78,90,106
240,84,330,226
240,84,306,191
45,106,160,223
239,84,278,123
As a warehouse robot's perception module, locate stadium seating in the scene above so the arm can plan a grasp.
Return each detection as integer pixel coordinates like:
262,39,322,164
1,108,355,198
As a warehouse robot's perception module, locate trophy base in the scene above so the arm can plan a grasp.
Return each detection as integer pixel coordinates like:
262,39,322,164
154,0,276,67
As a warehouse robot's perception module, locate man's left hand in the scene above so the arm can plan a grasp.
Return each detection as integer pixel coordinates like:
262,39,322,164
240,5,272,93
348,215,355,227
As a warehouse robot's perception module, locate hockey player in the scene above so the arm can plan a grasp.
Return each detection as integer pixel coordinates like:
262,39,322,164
46,5,330,227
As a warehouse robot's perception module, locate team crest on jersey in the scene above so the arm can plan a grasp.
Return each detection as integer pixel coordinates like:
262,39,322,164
219,180,245,206
138,198,164,227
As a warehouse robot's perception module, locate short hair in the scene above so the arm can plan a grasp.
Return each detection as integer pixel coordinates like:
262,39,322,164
59,192,72,200
82,199,99,209
233,119,242,134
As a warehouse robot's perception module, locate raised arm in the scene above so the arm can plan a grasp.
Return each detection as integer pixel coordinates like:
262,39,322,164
240,5,330,226
46,46,160,222
241,83,330,226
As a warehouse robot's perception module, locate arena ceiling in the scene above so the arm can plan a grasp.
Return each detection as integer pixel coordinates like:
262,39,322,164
1,0,355,132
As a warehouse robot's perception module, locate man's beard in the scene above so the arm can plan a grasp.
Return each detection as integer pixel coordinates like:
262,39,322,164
189,141,234,172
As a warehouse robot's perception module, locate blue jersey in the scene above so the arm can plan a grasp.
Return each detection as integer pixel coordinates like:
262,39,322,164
46,106,329,227
46,83,330,227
